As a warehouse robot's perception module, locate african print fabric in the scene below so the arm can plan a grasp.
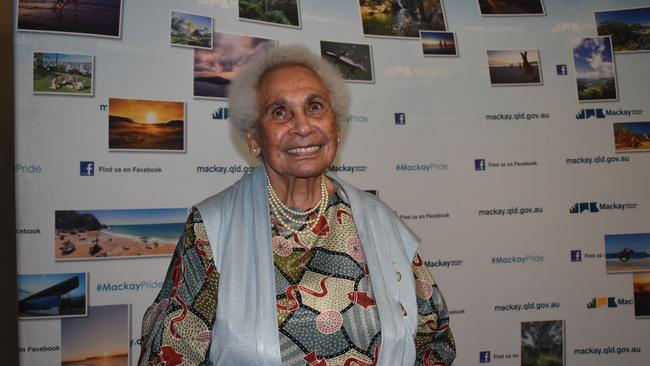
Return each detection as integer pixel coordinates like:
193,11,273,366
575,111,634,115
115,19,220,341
138,185,455,366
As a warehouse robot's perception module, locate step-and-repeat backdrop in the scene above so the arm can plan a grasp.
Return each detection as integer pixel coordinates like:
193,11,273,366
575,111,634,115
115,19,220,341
15,0,650,365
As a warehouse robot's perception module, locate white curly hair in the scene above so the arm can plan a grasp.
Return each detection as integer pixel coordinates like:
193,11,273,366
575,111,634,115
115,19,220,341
228,45,351,134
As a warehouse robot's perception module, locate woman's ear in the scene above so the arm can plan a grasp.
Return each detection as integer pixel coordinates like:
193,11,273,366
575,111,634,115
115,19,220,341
244,130,261,157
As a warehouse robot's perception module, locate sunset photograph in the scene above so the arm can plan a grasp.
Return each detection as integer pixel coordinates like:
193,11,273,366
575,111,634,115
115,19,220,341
61,304,129,366
194,32,276,99
487,49,542,85
108,98,185,151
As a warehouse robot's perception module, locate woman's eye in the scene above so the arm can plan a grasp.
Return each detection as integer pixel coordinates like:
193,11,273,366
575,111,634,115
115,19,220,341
271,107,289,120
308,102,323,113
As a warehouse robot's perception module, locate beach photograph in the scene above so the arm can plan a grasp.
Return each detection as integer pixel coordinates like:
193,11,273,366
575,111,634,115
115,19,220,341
595,6,650,53
194,32,276,99
239,0,300,28
17,0,122,38
521,320,564,366
61,304,129,366
18,272,86,319
477,0,545,16
33,52,93,95
614,122,650,152
573,36,618,102
487,49,542,86
420,31,457,56
320,40,373,82
55,208,185,260
359,0,447,38
605,232,650,273
108,97,185,151
170,10,212,49
634,272,650,318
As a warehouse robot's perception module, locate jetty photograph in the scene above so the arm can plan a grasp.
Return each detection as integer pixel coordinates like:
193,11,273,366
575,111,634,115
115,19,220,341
487,49,542,85
320,40,374,82
17,0,122,37
194,32,276,99
18,272,86,319
108,97,185,151
55,208,185,260
61,304,129,366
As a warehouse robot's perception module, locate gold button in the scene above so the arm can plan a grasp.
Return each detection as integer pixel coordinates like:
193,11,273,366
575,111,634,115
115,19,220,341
395,271,402,282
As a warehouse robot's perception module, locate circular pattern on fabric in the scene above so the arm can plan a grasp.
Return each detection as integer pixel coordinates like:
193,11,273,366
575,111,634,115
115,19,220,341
416,279,433,300
316,310,343,334
272,235,293,257
346,237,365,263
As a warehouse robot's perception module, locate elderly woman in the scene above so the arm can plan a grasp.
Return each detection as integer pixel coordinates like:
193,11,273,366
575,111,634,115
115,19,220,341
139,45,455,366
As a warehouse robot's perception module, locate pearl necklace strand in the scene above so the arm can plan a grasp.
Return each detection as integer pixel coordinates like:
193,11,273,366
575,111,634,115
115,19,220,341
266,173,329,235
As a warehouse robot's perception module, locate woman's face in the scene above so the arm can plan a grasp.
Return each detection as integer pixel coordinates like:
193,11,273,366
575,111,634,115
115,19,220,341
246,65,340,180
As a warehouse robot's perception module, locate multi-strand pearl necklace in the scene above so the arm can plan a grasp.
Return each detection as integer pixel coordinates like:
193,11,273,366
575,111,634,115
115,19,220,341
267,173,329,235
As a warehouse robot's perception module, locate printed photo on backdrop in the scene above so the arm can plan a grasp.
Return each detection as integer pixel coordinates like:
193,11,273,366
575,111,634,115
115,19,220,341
487,49,542,86
194,32,276,99
521,320,564,366
358,0,447,38
595,6,650,54
633,272,650,318
239,0,301,28
573,36,618,103
419,31,458,56
614,122,650,152
477,0,545,16
108,97,185,152
32,52,93,96
605,233,650,273
55,208,186,260
18,272,87,319
170,10,213,49
320,40,374,83
61,304,129,366
17,0,122,38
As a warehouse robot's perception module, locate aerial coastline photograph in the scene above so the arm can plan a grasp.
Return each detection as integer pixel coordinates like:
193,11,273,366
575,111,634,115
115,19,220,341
573,36,618,102
55,208,185,260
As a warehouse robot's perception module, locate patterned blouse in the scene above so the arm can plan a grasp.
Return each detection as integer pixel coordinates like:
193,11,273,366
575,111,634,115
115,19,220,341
139,186,455,366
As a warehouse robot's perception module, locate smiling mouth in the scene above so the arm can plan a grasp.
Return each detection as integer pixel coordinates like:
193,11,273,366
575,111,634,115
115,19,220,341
286,145,321,155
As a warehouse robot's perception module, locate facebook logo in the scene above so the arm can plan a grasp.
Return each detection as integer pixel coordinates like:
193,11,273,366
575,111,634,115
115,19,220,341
556,64,568,75
80,161,94,176
394,113,406,125
480,351,491,363
571,250,582,262
475,159,486,171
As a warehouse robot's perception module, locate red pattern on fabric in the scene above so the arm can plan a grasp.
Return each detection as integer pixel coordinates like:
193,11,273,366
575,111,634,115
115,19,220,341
346,291,376,309
311,215,330,236
277,277,329,312
169,256,188,339
336,209,353,224
343,344,381,366
423,347,447,366
157,346,184,366
304,351,328,366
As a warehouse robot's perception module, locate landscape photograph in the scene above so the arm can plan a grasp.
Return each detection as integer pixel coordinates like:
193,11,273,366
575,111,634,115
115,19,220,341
633,272,650,318
420,31,457,56
170,11,212,49
194,32,276,99
61,304,129,366
18,272,86,319
605,232,650,273
477,0,545,16
614,122,650,152
108,97,185,151
487,49,542,85
595,6,650,53
521,320,564,366
17,0,122,38
359,0,447,38
320,40,374,82
55,208,185,260
33,52,93,95
239,0,300,28
573,36,618,102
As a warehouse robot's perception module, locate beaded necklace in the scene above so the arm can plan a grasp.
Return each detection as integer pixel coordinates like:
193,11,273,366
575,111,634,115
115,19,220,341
266,173,328,235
